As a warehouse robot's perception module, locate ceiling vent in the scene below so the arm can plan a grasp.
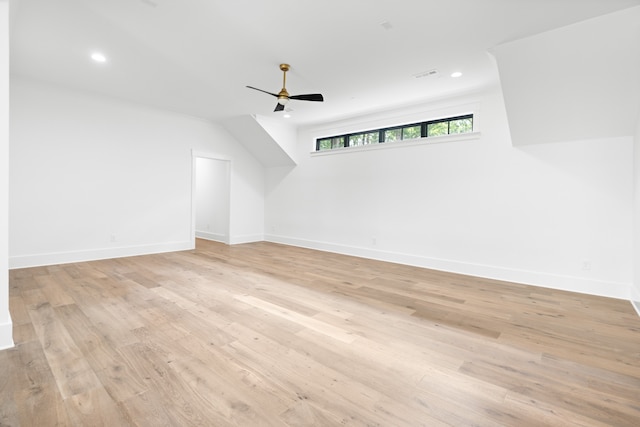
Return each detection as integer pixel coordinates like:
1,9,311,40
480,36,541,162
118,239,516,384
414,69,439,79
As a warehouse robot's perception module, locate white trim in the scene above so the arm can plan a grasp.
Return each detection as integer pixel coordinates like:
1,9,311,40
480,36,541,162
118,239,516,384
191,150,231,162
0,318,14,350
311,131,481,156
265,234,631,301
8,240,192,269
631,286,640,317
1,1,11,351
229,234,264,245
195,231,227,243
633,301,640,318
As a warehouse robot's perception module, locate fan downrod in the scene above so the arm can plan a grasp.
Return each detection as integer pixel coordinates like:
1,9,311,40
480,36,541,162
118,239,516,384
278,64,291,99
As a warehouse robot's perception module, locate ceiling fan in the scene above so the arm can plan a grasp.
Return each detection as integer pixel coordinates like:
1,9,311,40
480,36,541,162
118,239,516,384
246,63,324,112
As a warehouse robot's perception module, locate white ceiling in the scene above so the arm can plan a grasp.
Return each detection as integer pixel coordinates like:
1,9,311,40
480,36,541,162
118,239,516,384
10,0,640,127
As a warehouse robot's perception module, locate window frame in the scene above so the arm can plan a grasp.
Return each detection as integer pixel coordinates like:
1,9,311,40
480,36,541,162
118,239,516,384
315,114,473,151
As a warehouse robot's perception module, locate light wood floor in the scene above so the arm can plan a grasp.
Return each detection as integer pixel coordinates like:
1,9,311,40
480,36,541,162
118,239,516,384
2,239,640,426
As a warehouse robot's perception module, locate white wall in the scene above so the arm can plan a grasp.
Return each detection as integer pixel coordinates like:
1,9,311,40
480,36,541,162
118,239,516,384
10,77,265,268
633,108,640,314
265,87,634,299
195,157,230,243
0,0,13,350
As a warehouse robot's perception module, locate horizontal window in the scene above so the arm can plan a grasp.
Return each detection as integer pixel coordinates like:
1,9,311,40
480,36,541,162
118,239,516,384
317,136,346,150
315,114,473,151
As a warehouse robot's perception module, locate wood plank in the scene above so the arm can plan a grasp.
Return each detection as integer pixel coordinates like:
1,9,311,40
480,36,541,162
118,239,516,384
234,294,356,344
116,342,234,426
27,301,103,399
11,340,72,426
0,348,21,427
53,303,148,402
65,386,133,427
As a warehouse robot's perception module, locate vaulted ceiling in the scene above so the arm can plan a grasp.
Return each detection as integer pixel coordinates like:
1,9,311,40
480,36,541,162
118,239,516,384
10,0,640,134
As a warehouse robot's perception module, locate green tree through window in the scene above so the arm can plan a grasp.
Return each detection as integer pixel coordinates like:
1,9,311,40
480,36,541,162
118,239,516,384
427,122,448,137
403,125,421,140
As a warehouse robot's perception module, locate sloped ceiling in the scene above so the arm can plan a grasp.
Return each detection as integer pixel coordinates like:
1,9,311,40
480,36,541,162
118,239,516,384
222,115,297,167
492,6,640,146
10,0,640,129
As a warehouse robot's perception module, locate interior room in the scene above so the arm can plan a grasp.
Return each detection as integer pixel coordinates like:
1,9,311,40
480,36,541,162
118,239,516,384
1,0,640,425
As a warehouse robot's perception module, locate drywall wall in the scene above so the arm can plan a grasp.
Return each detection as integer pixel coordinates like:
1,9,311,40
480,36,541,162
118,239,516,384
0,0,13,350
265,87,634,299
633,109,640,315
9,77,265,268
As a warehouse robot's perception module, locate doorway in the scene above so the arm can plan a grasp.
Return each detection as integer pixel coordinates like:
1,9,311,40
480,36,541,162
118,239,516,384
192,152,231,246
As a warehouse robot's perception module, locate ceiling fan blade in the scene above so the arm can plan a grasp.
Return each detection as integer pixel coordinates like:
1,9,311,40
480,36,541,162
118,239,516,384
274,103,285,112
246,86,279,97
290,93,324,102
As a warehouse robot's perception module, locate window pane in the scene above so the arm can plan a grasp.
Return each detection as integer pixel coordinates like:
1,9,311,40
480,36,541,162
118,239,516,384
363,132,379,145
449,118,473,134
318,139,331,150
402,125,421,140
332,137,345,149
349,134,364,146
385,128,401,142
427,122,448,137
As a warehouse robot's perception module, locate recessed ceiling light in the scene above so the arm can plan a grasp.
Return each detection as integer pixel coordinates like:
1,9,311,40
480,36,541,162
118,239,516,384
451,71,462,78
91,52,107,63
283,114,291,119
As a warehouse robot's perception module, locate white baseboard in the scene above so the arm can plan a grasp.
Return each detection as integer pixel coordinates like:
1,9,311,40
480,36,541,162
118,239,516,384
631,286,640,317
265,234,631,300
0,317,14,350
195,231,228,244
195,232,263,245
9,240,193,269
229,234,264,245
9,234,633,303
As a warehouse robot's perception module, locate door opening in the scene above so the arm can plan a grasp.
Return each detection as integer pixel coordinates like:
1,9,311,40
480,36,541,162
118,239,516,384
192,152,231,246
